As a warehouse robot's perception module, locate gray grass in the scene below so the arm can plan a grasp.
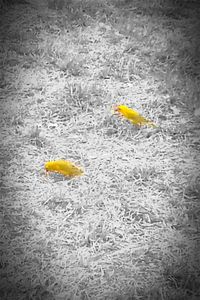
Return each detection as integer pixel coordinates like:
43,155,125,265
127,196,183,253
0,0,200,299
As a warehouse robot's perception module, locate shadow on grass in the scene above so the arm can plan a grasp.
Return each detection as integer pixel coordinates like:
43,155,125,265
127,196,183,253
111,0,200,109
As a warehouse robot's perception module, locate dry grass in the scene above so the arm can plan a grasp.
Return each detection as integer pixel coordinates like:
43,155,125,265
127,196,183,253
0,0,200,299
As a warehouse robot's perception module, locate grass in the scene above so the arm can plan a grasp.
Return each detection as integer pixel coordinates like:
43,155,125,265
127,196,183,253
0,0,200,299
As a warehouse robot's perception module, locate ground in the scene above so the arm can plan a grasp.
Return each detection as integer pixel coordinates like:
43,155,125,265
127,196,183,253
0,0,200,299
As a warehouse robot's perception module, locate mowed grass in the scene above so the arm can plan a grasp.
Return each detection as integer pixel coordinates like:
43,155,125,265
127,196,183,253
0,0,200,299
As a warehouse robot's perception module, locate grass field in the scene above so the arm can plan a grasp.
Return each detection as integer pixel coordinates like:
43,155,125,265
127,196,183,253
0,0,200,299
